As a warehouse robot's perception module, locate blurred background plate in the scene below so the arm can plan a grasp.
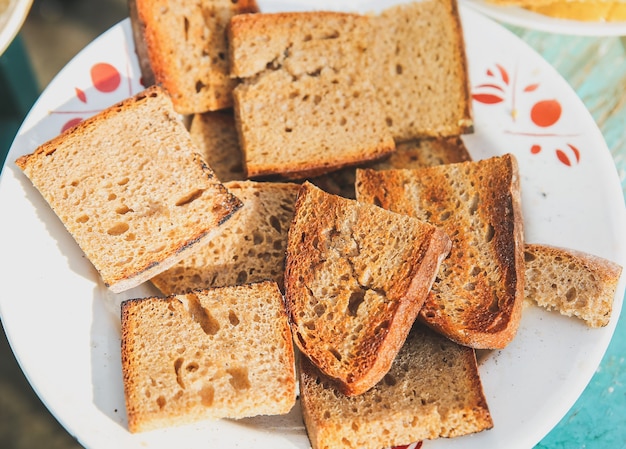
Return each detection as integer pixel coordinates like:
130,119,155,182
462,0,626,35
0,0,32,55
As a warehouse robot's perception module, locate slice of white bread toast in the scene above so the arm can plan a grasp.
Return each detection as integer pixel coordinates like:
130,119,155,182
299,323,493,449
151,180,300,295
312,136,473,200
131,0,259,114
370,0,472,140
188,111,245,182
228,11,395,179
121,281,296,433
356,154,525,349
284,182,451,396
15,86,242,293
524,243,623,327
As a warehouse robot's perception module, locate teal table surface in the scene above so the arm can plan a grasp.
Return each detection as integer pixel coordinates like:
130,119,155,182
503,28,626,449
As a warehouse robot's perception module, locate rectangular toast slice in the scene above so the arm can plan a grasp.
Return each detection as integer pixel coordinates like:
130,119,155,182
151,180,300,295
284,182,451,396
188,111,245,182
299,324,493,449
312,136,472,200
356,154,525,349
370,0,473,140
15,86,242,293
524,243,622,327
131,0,259,114
121,281,296,433
228,11,395,179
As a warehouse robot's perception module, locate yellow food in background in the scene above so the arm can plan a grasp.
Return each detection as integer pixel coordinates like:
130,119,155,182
526,1,626,21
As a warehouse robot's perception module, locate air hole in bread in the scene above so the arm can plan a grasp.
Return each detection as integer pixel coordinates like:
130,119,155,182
183,16,190,40
187,294,220,335
199,384,214,406
107,193,117,201
253,232,264,244
228,310,240,326
565,287,577,302
174,357,185,388
195,80,206,93
347,289,365,316
175,188,205,207
236,271,248,284
107,222,129,236
468,193,479,215
156,395,166,409
396,64,403,75
227,367,251,391
313,303,326,317
117,177,129,186
116,205,131,215
76,215,89,223
328,347,342,361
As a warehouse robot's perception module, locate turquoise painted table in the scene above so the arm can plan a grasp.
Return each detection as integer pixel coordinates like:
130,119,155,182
503,28,626,448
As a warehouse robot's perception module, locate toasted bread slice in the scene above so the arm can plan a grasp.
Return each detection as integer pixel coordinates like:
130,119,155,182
131,0,259,114
15,86,242,293
284,182,451,396
370,0,472,140
228,11,395,179
299,323,493,449
151,180,300,295
188,111,245,182
121,281,296,433
312,136,472,200
371,136,472,170
524,244,622,327
356,154,524,349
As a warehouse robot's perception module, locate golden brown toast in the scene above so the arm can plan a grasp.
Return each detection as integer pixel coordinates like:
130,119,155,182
356,154,525,349
284,182,451,395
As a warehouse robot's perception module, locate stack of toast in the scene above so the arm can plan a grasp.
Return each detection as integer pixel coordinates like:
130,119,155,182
14,0,623,447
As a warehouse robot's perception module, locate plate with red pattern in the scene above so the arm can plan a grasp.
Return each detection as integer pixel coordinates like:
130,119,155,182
0,1,624,449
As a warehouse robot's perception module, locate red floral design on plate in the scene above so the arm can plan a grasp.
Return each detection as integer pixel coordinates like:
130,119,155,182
51,56,137,134
472,63,582,167
390,442,423,449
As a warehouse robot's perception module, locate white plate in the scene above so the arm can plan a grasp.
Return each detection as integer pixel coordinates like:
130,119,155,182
1,2,625,449
0,0,32,55
462,0,626,36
